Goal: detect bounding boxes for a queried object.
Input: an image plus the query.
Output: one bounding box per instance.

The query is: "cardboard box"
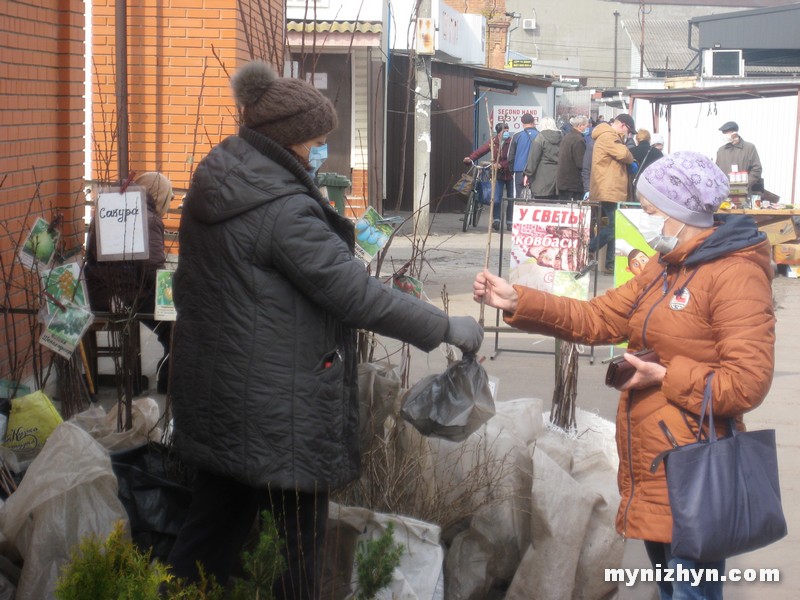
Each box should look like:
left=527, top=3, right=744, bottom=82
left=759, top=218, right=798, bottom=245
left=774, top=243, right=800, bottom=265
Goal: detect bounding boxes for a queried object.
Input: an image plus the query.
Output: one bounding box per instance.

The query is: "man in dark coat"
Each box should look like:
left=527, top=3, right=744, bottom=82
left=715, top=121, right=762, bottom=193
left=556, top=115, right=588, bottom=200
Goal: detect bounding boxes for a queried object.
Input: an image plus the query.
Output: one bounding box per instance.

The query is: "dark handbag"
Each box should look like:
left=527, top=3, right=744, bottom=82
left=604, top=348, right=659, bottom=388
left=651, top=374, right=787, bottom=562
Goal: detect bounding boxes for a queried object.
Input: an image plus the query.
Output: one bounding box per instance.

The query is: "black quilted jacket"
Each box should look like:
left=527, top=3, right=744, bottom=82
left=171, top=127, right=449, bottom=491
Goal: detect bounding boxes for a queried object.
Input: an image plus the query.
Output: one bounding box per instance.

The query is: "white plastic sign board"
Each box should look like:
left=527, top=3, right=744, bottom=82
left=95, top=187, right=149, bottom=261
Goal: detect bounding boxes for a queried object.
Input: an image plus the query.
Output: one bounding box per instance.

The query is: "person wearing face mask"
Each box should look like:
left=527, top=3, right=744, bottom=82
left=168, top=60, right=484, bottom=598
left=473, top=151, right=775, bottom=600
left=715, top=121, right=762, bottom=193
left=464, top=122, right=514, bottom=231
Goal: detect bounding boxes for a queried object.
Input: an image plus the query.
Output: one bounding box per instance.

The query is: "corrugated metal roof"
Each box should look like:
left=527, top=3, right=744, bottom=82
left=746, top=64, right=800, bottom=73
left=287, top=21, right=382, bottom=34
left=623, top=19, right=698, bottom=73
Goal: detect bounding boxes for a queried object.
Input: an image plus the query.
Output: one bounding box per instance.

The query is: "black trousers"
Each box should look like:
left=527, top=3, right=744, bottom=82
left=167, top=469, right=329, bottom=599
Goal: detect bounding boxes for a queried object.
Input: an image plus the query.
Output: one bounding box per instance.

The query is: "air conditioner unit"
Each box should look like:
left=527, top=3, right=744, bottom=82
left=702, top=49, right=744, bottom=77
left=522, top=18, right=537, bottom=31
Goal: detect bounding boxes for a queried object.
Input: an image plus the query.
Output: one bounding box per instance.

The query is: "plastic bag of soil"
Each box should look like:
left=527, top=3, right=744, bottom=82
left=400, top=354, right=495, bottom=442
left=110, top=443, right=195, bottom=563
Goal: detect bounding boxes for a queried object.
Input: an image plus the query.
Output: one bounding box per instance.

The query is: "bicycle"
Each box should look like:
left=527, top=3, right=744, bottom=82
left=462, top=161, right=492, bottom=232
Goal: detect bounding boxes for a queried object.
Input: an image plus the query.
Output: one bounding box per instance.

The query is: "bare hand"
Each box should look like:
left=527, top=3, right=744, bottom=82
left=618, top=353, right=667, bottom=391
left=473, top=269, right=518, bottom=314
left=463, top=157, right=472, bottom=164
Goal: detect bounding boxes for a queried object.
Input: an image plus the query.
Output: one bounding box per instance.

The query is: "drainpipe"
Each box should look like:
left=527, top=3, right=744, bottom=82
left=116, top=0, right=129, bottom=181
left=504, top=12, right=521, bottom=65
left=613, top=11, right=619, bottom=87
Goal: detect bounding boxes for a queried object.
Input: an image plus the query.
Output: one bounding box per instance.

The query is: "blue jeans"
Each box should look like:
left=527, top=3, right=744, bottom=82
left=644, top=541, right=725, bottom=600
left=493, top=178, right=514, bottom=223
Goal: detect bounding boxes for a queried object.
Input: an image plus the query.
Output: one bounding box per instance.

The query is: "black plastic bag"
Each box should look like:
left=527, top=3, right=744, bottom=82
left=110, top=443, right=195, bottom=562
left=400, top=354, right=495, bottom=442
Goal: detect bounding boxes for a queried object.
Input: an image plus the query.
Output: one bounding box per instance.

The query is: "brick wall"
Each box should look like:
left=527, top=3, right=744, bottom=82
left=347, top=169, right=369, bottom=218
left=1, top=1, right=86, bottom=383
left=91, top=0, right=285, bottom=227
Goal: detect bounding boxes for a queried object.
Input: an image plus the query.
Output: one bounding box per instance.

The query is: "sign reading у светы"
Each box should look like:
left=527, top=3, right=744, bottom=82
left=95, top=187, right=150, bottom=261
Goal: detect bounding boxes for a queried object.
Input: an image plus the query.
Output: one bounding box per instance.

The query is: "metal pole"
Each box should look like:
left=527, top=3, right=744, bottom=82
left=639, top=2, right=646, bottom=78
left=116, top=0, right=129, bottom=182
left=613, top=11, right=619, bottom=87
left=793, top=90, right=800, bottom=203
left=412, top=0, right=432, bottom=234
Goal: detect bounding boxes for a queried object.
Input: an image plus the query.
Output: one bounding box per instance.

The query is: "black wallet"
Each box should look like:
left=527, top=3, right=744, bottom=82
left=605, top=348, right=659, bottom=388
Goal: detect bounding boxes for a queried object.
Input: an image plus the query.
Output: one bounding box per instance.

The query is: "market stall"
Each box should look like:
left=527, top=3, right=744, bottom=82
left=720, top=208, right=800, bottom=267
left=629, top=84, right=800, bottom=205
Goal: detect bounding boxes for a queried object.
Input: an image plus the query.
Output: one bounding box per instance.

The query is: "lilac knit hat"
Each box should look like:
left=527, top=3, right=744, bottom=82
left=636, top=151, right=729, bottom=227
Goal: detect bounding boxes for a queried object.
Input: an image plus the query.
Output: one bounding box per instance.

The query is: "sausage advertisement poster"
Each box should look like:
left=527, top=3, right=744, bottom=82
left=508, top=202, right=592, bottom=299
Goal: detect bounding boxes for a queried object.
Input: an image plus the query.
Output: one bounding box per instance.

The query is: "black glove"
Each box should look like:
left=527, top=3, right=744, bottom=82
left=445, top=316, right=484, bottom=354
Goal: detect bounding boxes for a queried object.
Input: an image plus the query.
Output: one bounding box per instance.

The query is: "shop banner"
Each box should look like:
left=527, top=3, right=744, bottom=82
left=509, top=202, right=591, bottom=299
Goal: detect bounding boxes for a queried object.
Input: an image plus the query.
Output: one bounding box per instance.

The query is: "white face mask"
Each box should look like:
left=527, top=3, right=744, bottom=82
left=723, top=133, right=735, bottom=144
left=648, top=221, right=686, bottom=254
left=638, top=213, right=666, bottom=243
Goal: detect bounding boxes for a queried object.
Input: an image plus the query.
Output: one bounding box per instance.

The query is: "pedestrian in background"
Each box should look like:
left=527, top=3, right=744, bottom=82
left=581, top=124, right=594, bottom=199
left=465, top=122, right=514, bottom=231
left=588, top=114, right=636, bottom=273
left=85, top=171, right=174, bottom=393
left=168, top=60, right=484, bottom=598
left=716, top=121, right=763, bottom=193
left=524, top=117, right=562, bottom=200
left=474, top=151, right=775, bottom=600
left=507, top=113, right=539, bottom=197
left=556, top=115, right=588, bottom=200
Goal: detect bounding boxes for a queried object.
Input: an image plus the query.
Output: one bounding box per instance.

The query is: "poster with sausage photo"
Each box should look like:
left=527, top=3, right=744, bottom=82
left=508, top=202, right=592, bottom=299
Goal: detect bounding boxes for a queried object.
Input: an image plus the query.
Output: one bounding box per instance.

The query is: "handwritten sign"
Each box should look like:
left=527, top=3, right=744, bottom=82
left=95, top=187, right=149, bottom=261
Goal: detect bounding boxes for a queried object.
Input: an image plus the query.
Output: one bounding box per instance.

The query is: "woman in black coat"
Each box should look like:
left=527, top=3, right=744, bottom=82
left=167, top=60, right=483, bottom=598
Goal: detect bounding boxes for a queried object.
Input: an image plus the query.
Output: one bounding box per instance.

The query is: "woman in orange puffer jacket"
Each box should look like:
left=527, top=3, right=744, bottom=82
left=473, top=151, right=775, bottom=600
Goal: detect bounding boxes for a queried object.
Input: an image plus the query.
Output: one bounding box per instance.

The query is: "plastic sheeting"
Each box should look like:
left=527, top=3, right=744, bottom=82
left=506, top=410, right=623, bottom=600
left=0, top=422, right=128, bottom=600
left=325, top=503, right=444, bottom=600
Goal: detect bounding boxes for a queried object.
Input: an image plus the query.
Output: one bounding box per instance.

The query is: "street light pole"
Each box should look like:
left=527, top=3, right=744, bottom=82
left=613, top=11, right=619, bottom=87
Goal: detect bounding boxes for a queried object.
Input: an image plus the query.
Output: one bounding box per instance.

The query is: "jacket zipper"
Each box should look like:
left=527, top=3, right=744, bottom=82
left=623, top=266, right=674, bottom=538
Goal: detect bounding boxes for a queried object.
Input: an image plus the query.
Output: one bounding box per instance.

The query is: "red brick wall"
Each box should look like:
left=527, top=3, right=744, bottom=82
left=347, top=169, right=369, bottom=218
left=1, top=1, right=86, bottom=382
left=91, top=0, right=285, bottom=232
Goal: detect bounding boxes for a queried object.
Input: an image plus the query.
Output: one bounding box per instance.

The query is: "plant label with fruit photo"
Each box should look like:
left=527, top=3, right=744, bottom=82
left=39, top=302, right=95, bottom=359
left=154, top=269, right=176, bottom=321
left=354, top=207, right=394, bottom=265
left=19, top=217, right=60, bottom=270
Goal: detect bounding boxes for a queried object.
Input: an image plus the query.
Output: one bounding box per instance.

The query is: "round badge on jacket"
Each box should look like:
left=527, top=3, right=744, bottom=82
left=670, top=288, right=691, bottom=311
